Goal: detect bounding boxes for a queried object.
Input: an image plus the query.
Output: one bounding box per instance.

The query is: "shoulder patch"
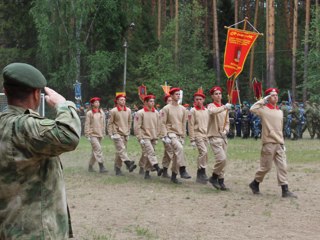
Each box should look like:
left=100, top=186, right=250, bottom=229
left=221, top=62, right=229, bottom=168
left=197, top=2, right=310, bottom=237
left=39, top=119, right=55, bottom=126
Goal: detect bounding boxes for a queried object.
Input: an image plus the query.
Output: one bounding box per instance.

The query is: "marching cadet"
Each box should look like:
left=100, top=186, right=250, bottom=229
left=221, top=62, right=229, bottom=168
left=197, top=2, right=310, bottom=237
left=188, top=91, right=209, bottom=184
left=207, top=86, right=232, bottom=190
left=0, top=63, right=81, bottom=238
left=160, top=87, right=191, bottom=184
left=85, top=97, right=107, bottom=173
left=249, top=88, right=297, bottom=198
left=160, top=94, right=174, bottom=178
left=107, top=94, right=137, bottom=176
left=134, top=94, right=163, bottom=179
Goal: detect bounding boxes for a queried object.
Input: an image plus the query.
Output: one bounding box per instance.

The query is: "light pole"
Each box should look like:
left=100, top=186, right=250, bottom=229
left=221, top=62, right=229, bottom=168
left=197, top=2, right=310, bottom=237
left=123, top=22, right=135, bottom=93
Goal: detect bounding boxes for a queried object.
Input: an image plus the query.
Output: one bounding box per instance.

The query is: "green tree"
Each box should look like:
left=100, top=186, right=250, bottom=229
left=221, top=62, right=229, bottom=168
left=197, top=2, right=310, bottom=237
left=138, top=0, right=215, bottom=104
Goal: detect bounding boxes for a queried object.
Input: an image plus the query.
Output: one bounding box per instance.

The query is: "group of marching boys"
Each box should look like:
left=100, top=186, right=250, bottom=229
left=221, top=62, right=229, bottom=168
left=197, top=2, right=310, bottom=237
left=84, top=86, right=297, bottom=198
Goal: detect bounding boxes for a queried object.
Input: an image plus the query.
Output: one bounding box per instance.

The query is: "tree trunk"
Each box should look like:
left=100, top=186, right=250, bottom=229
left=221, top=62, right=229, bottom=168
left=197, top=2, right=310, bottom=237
left=266, top=0, right=275, bottom=88
left=157, top=0, right=161, bottom=40
left=212, top=0, right=220, bottom=85
left=284, top=0, right=293, bottom=51
left=249, top=0, right=260, bottom=84
left=170, top=0, right=174, bottom=18
left=174, top=0, right=179, bottom=67
left=152, top=0, right=156, bottom=16
left=162, top=0, right=166, bottom=31
left=234, top=0, right=239, bottom=27
left=291, top=0, right=298, bottom=102
left=203, top=0, right=209, bottom=49
left=303, top=0, right=310, bottom=102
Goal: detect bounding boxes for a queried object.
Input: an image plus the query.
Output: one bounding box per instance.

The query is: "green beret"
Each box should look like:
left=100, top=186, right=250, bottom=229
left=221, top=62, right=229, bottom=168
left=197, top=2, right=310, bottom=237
left=2, top=63, right=47, bottom=89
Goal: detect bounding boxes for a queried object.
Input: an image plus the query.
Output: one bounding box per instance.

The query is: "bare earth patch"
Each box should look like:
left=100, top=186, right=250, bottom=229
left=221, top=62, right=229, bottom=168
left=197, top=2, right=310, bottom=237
left=62, top=138, right=320, bottom=240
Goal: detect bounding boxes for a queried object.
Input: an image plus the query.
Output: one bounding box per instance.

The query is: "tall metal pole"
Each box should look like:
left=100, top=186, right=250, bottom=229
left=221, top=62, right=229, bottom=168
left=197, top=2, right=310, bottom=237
left=123, top=40, right=128, bottom=93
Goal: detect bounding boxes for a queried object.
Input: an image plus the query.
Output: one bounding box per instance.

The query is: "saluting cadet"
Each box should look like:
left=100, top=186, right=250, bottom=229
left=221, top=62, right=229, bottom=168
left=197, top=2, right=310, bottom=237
left=107, top=94, right=136, bottom=176
left=160, top=87, right=191, bottom=184
left=207, top=86, right=232, bottom=190
left=188, top=91, right=209, bottom=184
left=134, top=94, right=163, bottom=179
left=249, top=88, right=297, bottom=198
left=0, top=63, right=81, bottom=239
left=160, top=94, right=174, bottom=178
left=85, top=97, right=107, bottom=173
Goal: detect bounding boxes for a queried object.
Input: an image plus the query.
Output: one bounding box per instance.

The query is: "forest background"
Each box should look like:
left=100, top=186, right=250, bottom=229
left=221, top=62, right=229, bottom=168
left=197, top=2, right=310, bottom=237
left=0, top=0, right=319, bottom=108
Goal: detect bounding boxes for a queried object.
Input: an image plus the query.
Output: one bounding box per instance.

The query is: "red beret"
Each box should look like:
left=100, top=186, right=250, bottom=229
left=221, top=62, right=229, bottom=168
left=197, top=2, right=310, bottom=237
left=264, top=88, right=279, bottom=95
left=194, top=93, right=206, bottom=99
left=164, top=94, right=171, bottom=103
left=90, top=97, right=101, bottom=104
left=115, top=94, right=126, bottom=101
left=144, top=94, right=155, bottom=102
left=209, top=86, right=222, bottom=95
left=169, top=87, right=181, bottom=95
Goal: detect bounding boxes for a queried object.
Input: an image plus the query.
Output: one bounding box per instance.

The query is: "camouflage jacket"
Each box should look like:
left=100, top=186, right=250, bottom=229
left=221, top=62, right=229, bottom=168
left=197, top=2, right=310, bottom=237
left=0, top=101, right=81, bottom=239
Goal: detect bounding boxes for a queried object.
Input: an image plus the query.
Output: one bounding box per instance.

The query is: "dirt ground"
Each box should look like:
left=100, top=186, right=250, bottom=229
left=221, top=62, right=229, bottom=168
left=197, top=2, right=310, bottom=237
left=61, top=138, right=320, bottom=240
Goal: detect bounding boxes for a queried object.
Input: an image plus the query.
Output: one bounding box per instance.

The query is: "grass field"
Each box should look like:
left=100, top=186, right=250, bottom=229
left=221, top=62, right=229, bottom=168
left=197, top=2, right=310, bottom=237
left=61, top=136, right=320, bottom=240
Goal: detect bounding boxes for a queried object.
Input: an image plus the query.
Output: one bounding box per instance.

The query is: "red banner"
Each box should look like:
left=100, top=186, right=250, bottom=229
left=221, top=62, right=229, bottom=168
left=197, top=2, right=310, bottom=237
left=231, top=90, right=239, bottom=105
left=138, top=85, right=147, bottom=102
left=223, top=28, right=259, bottom=79
left=253, top=81, right=262, bottom=99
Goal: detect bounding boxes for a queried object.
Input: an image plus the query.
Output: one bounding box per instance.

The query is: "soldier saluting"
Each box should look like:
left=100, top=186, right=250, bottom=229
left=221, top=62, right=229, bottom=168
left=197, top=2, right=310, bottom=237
left=249, top=88, right=297, bottom=198
left=0, top=63, right=81, bottom=238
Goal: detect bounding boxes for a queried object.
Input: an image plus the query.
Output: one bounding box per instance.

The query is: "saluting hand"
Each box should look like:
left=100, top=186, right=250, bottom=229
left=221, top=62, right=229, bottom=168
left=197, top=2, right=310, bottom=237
left=44, top=87, right=66, bottom=108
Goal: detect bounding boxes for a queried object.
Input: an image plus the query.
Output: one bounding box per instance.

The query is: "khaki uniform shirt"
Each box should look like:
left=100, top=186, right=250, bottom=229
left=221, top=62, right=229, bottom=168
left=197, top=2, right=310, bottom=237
left=0, top=101, right=81, bottom=239
left=107, top=106, right=132, bottom=136
left=134, top=107, right=160, bottom=140
left=250, top=99, right=284, bottom=144
left=160, top=104, right=187, bottom=138
left=207, top=102, right=230, bottom=138
left=188, top=106, right=209, bottom=141
left=84, top=109, right=106, bottom=138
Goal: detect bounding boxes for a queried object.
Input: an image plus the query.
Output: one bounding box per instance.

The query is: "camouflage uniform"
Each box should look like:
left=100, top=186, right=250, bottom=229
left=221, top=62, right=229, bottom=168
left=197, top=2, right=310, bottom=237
left=0, top=102, right=81, bottom=239
left=280, top=102, right=289, bottom=138
left=241, top=104, right=250, bottom=138
left=227, top=108, right=236, bottom=139
left=304, top=102, right=315, bottom=138
left=289, top=104, right=300, bottom=140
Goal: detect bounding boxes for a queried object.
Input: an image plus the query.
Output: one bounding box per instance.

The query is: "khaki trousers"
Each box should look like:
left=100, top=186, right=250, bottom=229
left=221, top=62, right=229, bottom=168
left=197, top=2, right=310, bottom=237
left=255, top=143, right=288, bottom=185
left=169, top=135, right=186, bottom=174
left=141, top=139, right=158, bottom=171
left=195, top=137, right=208, bottom=169
left=138, top=144, right=147, bottom=168
left=89, top=137, right=103, bottom=166
left=208, top=137, right=227, bottom=178
left=113, top=135, right=130, bottom=168
left=162, top=142, right=174, bottom=169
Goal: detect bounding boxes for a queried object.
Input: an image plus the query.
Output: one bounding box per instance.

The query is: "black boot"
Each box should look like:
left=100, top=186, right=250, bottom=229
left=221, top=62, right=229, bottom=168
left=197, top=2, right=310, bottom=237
left=179, top=166, right=191, bottom=179
left=153, top=164, right=163, bottom=176
left=162, top=167, right=170, bottom=178
left=209, top=173, right=220, bottom=190
left=218, top=178, right=229, bottom=191
left=196, top=168, right=208, bottom=184
left=281, top=184, right=297, bottom=198
left=139, top=167, right=145, bottom=175
left=144, top=171, right=151, bottom=179
left=98, top=163, right=108, bottom=173
left=249, top=180, right=260, bottom=194
left=124, top=160, right=137, bottom=172
left=171, top=172, right=182, bottom=184
left=88, top=165, right=96, bottom=172
left=115, top=167, right=124, bottom=176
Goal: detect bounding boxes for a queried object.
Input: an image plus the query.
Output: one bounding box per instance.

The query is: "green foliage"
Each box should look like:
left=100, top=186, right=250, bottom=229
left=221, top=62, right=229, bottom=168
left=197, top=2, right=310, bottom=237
left=303, top=7, right=320, bottom=103
left=87, top=51, right=120, bottom=87
left=138, top=1, right=215, bottom=104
